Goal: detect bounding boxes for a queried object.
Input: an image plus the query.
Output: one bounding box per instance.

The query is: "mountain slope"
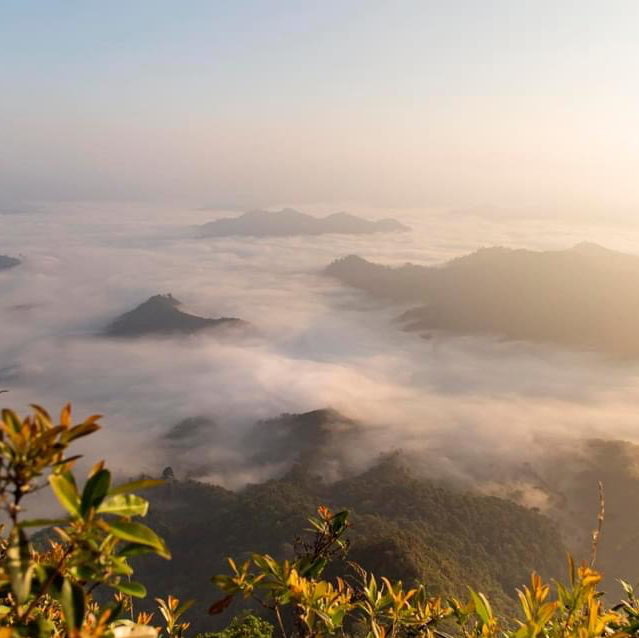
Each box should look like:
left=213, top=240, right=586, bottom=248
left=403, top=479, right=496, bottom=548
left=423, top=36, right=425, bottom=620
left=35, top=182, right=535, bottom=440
left=0, top=255, right=20, bottom=271
left=200, top=208, right=409, bottom=237
left=134, top=458, right=565, bottom=632
left=326, top=244, right=639, bottom=356
left=104, top=294, right=246, bottom=337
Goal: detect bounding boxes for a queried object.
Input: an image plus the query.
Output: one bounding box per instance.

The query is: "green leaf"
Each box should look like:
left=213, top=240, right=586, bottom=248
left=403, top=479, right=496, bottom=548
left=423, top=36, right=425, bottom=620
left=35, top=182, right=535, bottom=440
left=75, top=565, right=96, bottom=582
left=35, top=615, right=56, bottom=638
left=80, top=468, right=111, bottom=516
left=106, top=520, right=171, bottom=559
left=7, top=528, right=33, bottom=604
left=19, top=517, right=68, bottom=528
left=117, top=542, right=157, bottom=558
left=308, top=557, right=328, bottom=578
left=469, top=589, right=492, bottom=626
left=61, top=578, right=86, bottom=631
left=98, top=494, right=148, bottom=517
left=298, top=556, right=327, bottom=578
left=49, top=473, right=81, bottom=517
left=36, top=564, right=64, bottom=593
left=331, top=510, right=349, bottom=534
left=115, top=580, right=147, bottom=598
left=109, top=479, right=164, bottom=496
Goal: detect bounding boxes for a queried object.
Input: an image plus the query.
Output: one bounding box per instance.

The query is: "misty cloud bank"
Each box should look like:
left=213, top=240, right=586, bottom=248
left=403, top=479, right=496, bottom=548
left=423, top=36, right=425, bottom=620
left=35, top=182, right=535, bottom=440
left=3, top=202, right=639, bottom=512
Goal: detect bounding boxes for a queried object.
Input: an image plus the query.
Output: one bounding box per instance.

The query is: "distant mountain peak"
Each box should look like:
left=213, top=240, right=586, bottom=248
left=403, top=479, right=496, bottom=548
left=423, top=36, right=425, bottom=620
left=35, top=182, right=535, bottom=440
left=104, top=294, right=246, bottom=337
left=329, top=254, right=371, bottom=267
left=0, top=255, right=21, bottom=271
left=145, top=293, right=181, bottom=307
left=570, top=241, right=619, bottom=256
left=246, top=407, right=361, bottom=470
left=200, top=208, right=409, bottom=237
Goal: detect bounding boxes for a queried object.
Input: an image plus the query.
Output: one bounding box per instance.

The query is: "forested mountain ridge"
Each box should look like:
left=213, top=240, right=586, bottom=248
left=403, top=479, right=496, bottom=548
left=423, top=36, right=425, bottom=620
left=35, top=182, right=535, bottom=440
left=156, top=408, right=639, bottom=613
left=104, top=294, right=247, bottom=337
left=200, top=208, right=409, bottom=237
left=326, top=244, right=639, bottom=356
left=135, top=457, right=565, bottom=633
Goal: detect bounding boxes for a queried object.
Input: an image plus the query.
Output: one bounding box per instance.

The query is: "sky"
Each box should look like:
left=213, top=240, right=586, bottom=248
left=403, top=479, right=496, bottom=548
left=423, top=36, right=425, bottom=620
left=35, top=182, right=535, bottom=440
left=2, top=1, right=639, bottom=213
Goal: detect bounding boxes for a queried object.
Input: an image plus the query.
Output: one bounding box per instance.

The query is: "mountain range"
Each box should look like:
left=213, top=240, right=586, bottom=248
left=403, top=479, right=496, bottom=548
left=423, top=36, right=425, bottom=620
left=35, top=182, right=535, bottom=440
left=326, top=242, right=639, bottom=356
left=150, top=406, right=639, bottom=631
left=104, top=294, right=246, bottom=337
left=199, top=208, right=409, bottom=237
left=132, top=457, right=565, bottom=633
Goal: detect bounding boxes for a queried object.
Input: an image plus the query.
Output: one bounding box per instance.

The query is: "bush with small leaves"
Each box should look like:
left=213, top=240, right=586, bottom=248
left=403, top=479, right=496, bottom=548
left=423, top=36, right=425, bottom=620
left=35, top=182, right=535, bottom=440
left=210, top=508, right=639, bottom=638
left=0, top=404, right=172, bottom=638
left=194, top=614, right=274, bottom=638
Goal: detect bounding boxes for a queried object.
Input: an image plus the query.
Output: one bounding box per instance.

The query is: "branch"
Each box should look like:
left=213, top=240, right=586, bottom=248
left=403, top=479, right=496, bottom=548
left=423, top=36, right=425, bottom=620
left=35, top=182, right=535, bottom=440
left=590, top=481, right=605, bottom=568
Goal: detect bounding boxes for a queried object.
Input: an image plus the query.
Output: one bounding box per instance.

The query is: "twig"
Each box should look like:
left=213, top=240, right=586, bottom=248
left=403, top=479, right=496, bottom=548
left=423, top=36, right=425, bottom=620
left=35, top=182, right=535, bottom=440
left=590, top=481, right=605, bottom=568
left=274, top=604, right=287, bottom=638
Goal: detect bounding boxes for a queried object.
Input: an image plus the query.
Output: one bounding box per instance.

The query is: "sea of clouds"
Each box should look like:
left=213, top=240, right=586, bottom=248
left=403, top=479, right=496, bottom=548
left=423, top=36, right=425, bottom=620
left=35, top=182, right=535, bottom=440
left=3, top=202, right=639, bottom=509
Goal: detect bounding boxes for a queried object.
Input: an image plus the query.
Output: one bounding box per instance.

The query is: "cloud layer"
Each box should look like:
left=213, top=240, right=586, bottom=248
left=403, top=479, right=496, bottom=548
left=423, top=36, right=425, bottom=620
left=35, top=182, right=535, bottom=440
left=3, top=203, right=639, bottom=500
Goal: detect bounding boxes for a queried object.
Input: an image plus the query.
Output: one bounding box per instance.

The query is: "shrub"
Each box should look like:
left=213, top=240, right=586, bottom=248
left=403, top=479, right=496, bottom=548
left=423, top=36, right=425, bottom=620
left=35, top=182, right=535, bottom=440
left=0, top=404, right=173, bottom=638
left=210, top=508, right=639, bottom=638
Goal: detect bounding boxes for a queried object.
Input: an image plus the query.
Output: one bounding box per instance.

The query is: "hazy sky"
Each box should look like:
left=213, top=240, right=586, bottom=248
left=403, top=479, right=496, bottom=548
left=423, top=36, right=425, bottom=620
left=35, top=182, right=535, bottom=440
left=2, top=1, right=639, bottom=212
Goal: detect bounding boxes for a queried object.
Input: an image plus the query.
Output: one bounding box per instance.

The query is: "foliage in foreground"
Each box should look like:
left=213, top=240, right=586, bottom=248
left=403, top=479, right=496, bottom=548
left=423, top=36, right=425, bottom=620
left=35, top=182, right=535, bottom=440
left=210, top=506, right=639, bottom=638
left=0, top=404, right=181, bottom=638
left=3, top=403, right=639, bottom=638
left=136, top=458, right=565, bottom=628
left=194, top=614, right=273, bottom=638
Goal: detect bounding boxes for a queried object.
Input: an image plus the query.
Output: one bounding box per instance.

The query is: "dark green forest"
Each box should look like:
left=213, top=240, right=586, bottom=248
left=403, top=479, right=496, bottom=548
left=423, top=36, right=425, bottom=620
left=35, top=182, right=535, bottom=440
left=2, top=405, right=637, bottom=638
left=136, top=457, right=565, bottom=633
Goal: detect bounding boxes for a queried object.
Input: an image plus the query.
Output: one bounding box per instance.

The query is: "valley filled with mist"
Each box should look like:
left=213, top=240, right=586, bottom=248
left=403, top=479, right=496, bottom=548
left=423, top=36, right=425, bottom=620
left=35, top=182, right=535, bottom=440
left=4, top=203, right=639, bottom=624
left=6, top=4, right=639, bottom=636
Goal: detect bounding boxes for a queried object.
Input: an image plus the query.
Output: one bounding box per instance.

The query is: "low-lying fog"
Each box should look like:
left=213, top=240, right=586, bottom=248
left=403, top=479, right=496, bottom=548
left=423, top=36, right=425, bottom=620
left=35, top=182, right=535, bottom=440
left=3, top=202, right=639, bottom=500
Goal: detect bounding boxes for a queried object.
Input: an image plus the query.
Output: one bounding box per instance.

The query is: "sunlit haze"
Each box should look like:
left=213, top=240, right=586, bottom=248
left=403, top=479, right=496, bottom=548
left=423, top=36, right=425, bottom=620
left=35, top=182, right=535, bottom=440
left=5, top=3, right=639, bottom=629
left=3, top=1, right=639, bottom=214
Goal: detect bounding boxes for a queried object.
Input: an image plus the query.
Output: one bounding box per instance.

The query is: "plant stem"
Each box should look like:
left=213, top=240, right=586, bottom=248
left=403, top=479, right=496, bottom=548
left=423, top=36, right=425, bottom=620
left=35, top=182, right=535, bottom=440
left=275, top=604, right=287, bottom=638
left=19, top=544, right=73, bottom=623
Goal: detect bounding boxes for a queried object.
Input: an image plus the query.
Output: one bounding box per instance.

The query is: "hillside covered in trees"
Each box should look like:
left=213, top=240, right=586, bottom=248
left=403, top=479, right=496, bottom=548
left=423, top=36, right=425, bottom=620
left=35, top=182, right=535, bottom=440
left=2, top=403, right=638, bottom=638
left=135, top=457, right=565, bottom=633
left=326, top=243, right=639, bottom=356
left=104, top=294, right=247, bottom=337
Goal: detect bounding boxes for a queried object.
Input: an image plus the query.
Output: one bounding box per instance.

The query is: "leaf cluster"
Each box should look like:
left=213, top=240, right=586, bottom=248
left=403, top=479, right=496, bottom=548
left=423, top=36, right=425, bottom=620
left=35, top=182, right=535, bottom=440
left=0, top=405, right=172, bottom=638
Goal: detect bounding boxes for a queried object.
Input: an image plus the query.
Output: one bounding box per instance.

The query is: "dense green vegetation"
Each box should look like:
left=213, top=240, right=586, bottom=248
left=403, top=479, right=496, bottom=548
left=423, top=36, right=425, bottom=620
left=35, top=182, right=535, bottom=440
left=135, top=457, right=564, bottom=632
left=1, top=403, right=637, bottom=638
left=194, top=614, right=274, bottom=638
